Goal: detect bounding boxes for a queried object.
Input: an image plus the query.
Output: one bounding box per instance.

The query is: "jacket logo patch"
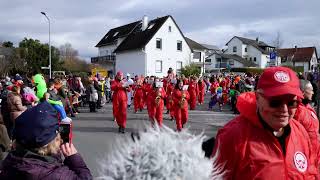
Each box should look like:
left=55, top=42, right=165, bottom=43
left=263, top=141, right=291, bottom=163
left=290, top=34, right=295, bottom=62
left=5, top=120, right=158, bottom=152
left=274, top=71, right=290, bottom=83
left=294, top=152, right=307, bottom=172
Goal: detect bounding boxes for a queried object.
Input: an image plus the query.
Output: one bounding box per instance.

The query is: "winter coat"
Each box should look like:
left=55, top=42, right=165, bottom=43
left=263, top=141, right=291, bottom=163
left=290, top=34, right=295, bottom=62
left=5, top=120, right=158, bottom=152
left=0, top=148, right=92, bottom=180
left=7, top=92, right=27, bottom=122
left=0, top=114, right=10, bottom=160
left=212, top=92, right=318, bottom=179
left=294, top=103, right=320, bottom=154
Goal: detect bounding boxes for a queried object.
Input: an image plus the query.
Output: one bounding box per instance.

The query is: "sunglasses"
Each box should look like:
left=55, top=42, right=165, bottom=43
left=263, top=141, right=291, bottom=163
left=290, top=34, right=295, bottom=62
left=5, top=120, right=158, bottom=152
left=258, top=93, right=299, bottom=108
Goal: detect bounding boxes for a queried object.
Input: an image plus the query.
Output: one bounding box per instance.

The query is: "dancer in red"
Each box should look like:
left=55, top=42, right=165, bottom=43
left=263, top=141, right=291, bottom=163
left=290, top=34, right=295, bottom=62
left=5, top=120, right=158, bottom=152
left=111, top=71, right=130, bottom=133
left=166, top=79, right=175, bottom=120
left=149, top=80, right=166, bottom=126
left=188, top=76, right=198, bottom=110
left=133, top=79, right=144, bottom=113
left=172, top=80, right=190, bottom=131
left=198, top=78, right=206, bottom=105
left=145, top=76, right=155, bottom=120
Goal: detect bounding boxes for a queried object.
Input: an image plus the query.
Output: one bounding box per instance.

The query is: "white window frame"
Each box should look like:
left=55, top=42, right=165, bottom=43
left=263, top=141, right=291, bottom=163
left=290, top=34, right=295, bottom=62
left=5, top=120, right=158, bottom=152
left=176, top=61, right=183, bottom=74
left=177, top=40, right=182, bottom=51
left=156, top=38, right=162, bottom=49
left=155, top=60, right=163, bottom=73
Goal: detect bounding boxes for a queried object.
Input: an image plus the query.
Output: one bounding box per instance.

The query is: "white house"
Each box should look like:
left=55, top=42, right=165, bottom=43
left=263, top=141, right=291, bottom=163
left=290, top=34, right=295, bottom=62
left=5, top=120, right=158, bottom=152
left=277, top=46, right=319, bottom=72
left=205, top=52, right=257, bottom=71
left=184, top=37, right=208, bottom=75
left=224, top=36, right=275, bottom=68
left=92, top=15, right=192, bottom=77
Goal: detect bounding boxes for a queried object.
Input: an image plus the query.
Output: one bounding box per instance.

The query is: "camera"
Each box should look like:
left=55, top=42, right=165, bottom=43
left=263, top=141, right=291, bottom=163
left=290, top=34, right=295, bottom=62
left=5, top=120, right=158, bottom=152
left=59, top=123, right=72, bottom=143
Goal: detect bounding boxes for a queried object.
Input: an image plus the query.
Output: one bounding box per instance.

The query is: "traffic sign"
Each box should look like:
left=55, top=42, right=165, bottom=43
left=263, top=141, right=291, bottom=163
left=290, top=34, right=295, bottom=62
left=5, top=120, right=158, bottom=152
left=270, top=52, right=276, bottom=60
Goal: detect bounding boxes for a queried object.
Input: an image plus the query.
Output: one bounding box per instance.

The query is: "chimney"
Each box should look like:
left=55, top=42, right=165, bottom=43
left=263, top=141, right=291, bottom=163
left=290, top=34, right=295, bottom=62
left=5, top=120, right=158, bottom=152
left=142, top=15, right=148, bottom=31
left=295, top=45, right=297, bottom=52
left=256, top=37, right=259, bottom=42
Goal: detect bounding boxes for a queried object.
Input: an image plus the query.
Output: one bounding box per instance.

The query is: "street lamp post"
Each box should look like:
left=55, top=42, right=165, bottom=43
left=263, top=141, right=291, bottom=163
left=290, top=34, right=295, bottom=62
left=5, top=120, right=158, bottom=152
left=41, top=11, right=51, bottom=79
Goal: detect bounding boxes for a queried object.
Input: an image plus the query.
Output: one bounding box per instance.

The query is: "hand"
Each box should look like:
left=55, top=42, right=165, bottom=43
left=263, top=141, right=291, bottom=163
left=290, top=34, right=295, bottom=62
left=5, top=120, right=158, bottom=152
left=60, top=143, right=78, bottom=157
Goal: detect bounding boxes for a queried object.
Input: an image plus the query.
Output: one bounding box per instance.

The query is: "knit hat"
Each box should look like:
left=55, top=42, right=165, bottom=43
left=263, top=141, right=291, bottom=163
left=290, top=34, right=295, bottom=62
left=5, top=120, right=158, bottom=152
left=14, top=101, right=59, bottom=148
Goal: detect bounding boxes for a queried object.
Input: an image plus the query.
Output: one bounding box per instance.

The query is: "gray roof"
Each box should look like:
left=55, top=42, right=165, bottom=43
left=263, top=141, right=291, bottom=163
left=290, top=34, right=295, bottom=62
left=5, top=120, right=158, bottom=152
left=185, top=37, right=207, bottom=51
left=200, top=43, right=220, bottom=51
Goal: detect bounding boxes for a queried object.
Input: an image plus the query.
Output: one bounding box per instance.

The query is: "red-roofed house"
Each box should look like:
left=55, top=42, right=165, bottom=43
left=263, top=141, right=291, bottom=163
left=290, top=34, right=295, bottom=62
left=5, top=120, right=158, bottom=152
left=277, top=46, right=318, bottom=72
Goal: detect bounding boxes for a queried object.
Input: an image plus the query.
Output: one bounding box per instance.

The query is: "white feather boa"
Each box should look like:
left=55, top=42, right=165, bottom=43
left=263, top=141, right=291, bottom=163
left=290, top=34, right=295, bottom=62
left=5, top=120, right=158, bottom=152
left=97, top=125, right=225, bottom=180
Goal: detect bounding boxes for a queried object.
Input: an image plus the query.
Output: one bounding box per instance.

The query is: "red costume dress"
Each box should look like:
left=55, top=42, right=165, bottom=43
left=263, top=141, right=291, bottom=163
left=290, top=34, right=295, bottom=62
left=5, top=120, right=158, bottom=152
left=172, top=89, right=190, bottom=131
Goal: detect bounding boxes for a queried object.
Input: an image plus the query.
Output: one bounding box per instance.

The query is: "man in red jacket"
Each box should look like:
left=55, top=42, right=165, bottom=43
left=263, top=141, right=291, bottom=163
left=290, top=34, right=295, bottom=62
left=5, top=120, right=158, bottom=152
left=212, top=67, right=319, bottom=179
left=111, top=71, right=129, bottom=133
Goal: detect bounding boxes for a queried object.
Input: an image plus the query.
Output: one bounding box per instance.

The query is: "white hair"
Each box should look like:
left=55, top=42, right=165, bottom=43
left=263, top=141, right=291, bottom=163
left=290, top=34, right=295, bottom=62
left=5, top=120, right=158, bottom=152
left=97, top=125, right=225, bottom=180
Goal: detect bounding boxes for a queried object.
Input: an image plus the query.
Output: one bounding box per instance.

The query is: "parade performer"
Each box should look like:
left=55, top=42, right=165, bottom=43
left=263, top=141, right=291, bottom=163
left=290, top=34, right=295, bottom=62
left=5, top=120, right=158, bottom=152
left=198, top=78, right=206, bottom=105
left=149, top=80, right=166, bottom=126
left=145, top=76, right=155, bottom=120
left=32, top=74, right=71, bottom=123
left=111, top=71, right=130, bottom=133
left=172, top=80, right=190, bottom=131
left=133, top=79, right=144, bottom=113
left=166, top=79, right=176, bottom=120
left=188, top=76, right=198, bottom=110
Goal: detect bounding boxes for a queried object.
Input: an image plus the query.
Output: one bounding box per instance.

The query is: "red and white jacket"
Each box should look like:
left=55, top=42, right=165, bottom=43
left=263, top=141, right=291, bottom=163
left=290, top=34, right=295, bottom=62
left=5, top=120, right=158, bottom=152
left=212, top=92, right=318, bottom=179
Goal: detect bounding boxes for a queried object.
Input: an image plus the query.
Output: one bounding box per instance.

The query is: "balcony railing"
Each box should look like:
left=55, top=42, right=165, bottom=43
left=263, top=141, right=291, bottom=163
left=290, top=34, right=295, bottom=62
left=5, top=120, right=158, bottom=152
left=91, top=55, right=116, bottom=63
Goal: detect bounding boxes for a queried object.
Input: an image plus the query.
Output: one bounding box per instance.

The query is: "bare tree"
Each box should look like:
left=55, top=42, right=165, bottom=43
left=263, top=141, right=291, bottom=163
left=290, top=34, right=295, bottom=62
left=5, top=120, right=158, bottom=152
left=272, top=31, right=284, bottom=50
left=0, top=56, right=9, bottom=76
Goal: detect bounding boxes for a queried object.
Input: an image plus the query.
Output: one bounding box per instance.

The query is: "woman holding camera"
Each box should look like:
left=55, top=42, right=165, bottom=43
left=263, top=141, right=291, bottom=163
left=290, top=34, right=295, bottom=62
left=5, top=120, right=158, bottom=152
left=0, top=102, right=92, bottom=180
left=172, top=80, right=190, bottom=131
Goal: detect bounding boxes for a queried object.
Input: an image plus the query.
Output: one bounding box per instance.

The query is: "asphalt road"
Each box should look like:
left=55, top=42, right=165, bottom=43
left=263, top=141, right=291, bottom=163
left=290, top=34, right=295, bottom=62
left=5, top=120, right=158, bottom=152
left=72, top=94, right=236, bottom=177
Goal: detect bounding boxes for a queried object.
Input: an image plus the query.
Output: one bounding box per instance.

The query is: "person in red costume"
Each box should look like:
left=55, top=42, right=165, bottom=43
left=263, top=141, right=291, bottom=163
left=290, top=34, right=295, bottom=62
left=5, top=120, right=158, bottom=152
left=212, top=67, right=319, bottom=179
left=145, top=76, right=155, bottom=120
left=172, top=80, right=190, bottom=131
left=188, top=76, right=199, bottom=110
left=294, top=80, right=319, bottom=153
left=197, top=78, right=206, bottom=105
left=133, top=79, right=144, bottom=113
left=166, top=79, right=176, bottom=120
left=111, top=71, right=130, bottom=133
left=149, top=79, right=166, bottom=126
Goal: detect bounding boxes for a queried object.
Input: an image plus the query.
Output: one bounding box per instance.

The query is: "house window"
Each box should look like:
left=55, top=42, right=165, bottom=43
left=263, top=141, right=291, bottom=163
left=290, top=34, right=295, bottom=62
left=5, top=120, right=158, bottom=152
left=233, top=46, right=237, bottom=52
left=176, top=61, right=182, bottom=74
left=245, top=47, right=247, bottom=52
left=229, top=60, right=234, bottom=65
left=156, top=38, right=162, bottom=49
left=205, top=59, right=211, bottom=63
left=250, top=57, right=252, bottom=61
left=254, top=57, right=257, bottom=62
left=155, top=60, right=162, bottom=73
left=177, top=40, right=182, bottom=51
left=169, top=26, right=172, bottom=32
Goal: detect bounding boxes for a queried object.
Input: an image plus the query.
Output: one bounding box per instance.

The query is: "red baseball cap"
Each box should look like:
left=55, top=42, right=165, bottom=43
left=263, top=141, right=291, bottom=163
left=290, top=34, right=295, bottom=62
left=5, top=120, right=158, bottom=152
left=257, top=66, right=303, bottom=98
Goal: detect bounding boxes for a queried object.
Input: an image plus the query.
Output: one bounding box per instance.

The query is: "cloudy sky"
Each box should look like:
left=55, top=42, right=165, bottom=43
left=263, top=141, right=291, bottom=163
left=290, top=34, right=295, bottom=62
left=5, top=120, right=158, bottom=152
left=1, top=0, right=319, bottom=61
